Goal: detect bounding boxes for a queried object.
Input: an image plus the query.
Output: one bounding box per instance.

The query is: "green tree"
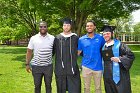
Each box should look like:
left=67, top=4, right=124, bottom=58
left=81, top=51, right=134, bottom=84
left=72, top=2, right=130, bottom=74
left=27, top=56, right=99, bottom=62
left=133, top=22, right=140, bottom=32
left=109, top=16, right=133, bottom=33
left=51, top=0, right=140, bottom=35
left=11, top=25, right=30, bottom=45
left=0, top=0, right=56, bottom=37
left=133, top=23, right=140, bottom=42
left=0, top=27, right=13, bottom=45
left=1, top=0, right=140, bottom=37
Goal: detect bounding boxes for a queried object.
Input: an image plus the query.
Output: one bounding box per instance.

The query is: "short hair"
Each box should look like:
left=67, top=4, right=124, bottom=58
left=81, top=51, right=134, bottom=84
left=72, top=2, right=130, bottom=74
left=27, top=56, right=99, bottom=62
left=86, top=20, right=96, bottom=26
left=39, top=21, right=47, bottom=25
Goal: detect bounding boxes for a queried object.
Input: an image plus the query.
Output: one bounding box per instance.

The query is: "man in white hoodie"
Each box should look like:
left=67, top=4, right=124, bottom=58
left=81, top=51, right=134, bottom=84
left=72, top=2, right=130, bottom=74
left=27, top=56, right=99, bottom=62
left=53, top=18, right=81, bottom=93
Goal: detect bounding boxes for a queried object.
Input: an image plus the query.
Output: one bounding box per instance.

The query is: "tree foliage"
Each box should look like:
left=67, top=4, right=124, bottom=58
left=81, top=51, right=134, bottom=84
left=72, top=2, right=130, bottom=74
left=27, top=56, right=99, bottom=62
left=0, top=27, right=13, bottom=44
left=51, top=0, right=140, bottom=35
left=133, top=22, right=140, bottom=33
left=109, top=15, right=133, bottom=33
left=0, top=0, right=140, bottom=40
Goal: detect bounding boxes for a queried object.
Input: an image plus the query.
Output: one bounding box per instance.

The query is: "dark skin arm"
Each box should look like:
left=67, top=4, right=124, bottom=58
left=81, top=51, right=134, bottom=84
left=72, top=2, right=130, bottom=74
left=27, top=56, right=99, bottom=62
left=26, top=48, right=32, bottom=73
left=77, top=50, right=82, bottom=56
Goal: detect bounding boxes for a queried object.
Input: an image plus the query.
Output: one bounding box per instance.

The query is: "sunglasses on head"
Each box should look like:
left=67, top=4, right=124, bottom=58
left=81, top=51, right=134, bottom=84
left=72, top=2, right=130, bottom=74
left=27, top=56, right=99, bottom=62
left=39, top=26, right=46, bottom=28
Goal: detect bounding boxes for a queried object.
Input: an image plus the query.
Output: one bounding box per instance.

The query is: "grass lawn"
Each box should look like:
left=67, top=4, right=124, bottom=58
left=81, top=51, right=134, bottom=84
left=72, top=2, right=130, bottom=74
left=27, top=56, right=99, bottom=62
left=128, top=45, right=140, bottom=51
left=0, top=46, right=140, bottom=93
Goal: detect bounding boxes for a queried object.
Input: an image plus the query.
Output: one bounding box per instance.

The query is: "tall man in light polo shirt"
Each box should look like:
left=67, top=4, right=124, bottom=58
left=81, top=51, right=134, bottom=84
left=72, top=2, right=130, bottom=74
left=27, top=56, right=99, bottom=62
left=26, top=21, right=55, bottom=93
left=78, top=20, right=105, bottom=93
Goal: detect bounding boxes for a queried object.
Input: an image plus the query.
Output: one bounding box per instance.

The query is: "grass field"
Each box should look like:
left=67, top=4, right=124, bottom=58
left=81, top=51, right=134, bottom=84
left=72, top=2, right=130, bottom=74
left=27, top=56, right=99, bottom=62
left=0, top=46, right=140, bottom=93
left=128, top=45, right=140, bottom=51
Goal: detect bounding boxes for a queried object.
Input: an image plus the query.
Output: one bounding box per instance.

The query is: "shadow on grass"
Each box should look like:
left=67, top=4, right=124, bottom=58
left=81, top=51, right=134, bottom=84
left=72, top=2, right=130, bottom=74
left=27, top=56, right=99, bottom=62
left=11, top=55, right=26, bottom=69
left=0, top=74, right=3, bottom=76
left=11, top=55, right=27, bottom=69
left=0, top=47, right=26, bottom=54
left=128, top=45, right=140, bottom=51
left=20, top=63, right=26, bottom=69
left=12, top=55, right=26, bottom=62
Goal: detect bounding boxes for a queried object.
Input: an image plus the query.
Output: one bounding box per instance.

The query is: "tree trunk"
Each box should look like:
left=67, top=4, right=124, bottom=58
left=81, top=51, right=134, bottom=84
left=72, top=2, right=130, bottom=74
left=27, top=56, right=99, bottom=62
left=16, top=40, right=19, bottom=45
left=75, top=12, right=88, bottom=36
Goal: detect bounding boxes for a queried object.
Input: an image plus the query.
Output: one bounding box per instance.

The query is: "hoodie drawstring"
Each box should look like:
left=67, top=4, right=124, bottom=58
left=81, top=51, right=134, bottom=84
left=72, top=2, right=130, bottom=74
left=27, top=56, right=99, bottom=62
left=70, top=36, right=74, bottom=74
left=60, top=36, right=74, bottom=74
left=61, top=38, right=64, bottom=68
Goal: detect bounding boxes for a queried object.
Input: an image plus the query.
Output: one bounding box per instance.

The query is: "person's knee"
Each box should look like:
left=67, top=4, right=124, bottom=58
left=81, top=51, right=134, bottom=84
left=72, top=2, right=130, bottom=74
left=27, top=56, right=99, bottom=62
left=84, top=88, right=90, bottom=93
left=45, top=81, right=52, bottom=88
left=84, top=79, right=91, bottom=88
left=35, top=82, right=41, bottom=88
left=94, top=85, right=101, bottom=93
left=95, top=89, right=102, bottom=93
left=84, top=83, right=90, bottom=91
left=45, top=84, right=51, bottom=89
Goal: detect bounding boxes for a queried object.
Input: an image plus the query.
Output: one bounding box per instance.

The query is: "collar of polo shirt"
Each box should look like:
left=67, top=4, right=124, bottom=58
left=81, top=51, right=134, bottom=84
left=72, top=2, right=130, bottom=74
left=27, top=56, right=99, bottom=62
left=38, top=32, right=49, bottom=37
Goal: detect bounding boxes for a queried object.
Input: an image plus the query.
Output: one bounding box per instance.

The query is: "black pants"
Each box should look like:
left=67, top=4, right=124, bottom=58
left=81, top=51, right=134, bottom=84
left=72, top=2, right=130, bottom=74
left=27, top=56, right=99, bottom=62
left=32, top=64, right=53, bottom=93
left=55, top=74, right=81, bottom=93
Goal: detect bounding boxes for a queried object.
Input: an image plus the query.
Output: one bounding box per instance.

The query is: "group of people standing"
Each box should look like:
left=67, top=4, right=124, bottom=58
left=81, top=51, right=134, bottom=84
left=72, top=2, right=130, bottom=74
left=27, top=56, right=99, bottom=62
left=25, top=18, right=135, bottom=93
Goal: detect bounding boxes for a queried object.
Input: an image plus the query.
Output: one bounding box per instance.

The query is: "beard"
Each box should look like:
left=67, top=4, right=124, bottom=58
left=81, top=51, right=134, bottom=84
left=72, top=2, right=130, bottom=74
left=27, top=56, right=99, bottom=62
left=87, top=31, right=93, bottom=34
left=40, top=30, right=47, bottom=35
left=105, top=36, right=113, bottom=42
left=63, top=29, right=71, bottom=33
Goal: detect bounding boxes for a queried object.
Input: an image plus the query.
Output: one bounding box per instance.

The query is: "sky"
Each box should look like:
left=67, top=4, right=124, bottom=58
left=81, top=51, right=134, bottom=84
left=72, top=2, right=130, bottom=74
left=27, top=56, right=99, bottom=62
left=132, top=9, right=140, bottom=24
